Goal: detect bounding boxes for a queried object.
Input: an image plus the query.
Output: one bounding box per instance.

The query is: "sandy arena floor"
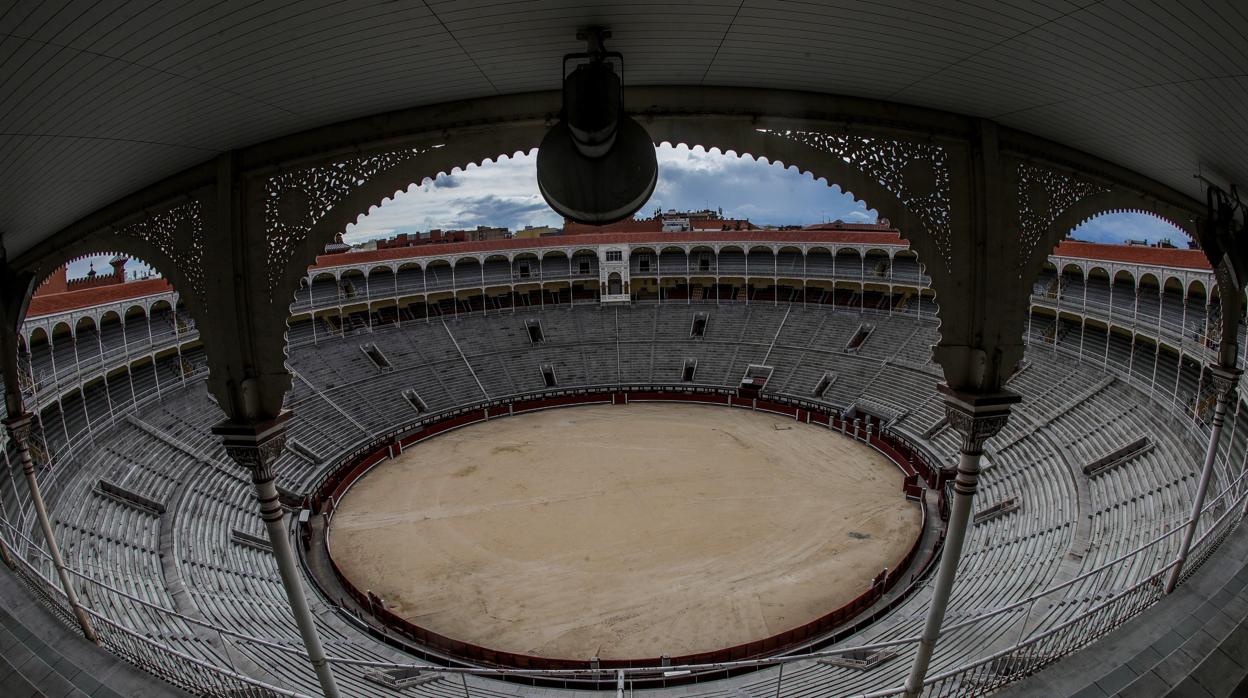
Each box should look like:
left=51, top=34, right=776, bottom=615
left=330, top=403, right=922, bottom=660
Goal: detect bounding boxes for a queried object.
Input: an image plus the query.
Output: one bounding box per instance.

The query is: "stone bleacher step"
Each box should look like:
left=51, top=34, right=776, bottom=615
left=923, top=415, right=949, bottom=439
left=95, top=479, right=166, bottom=516
left=973, top=497, right=1020, bottom=525
left=1083, top=436, right=1154, bottom=477
left=231, top=528, right=273, bottom=553
left=285, top=437, right=323, bottom=465
left=996, top=375, right=1116, bottom=450
left=363, top=666, right=442, bottom=689
left=851, top=399, right=902, bottom=425
left=1006, top=359, right=1032, bottom=385
left=123, top=414, right=246, bottom=484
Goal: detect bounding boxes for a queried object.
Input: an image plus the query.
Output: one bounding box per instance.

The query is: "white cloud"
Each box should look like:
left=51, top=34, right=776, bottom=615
left=345, top=145, right=873, bottom=243
left=344, top=153, right=1193, bottom=250
left=1071, top=212, right=1190, bottom=246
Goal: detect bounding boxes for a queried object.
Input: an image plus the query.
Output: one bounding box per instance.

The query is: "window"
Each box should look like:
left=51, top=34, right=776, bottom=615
left=699, top=256, right=710, bottom=272
left=403, top=389, right=428, bottom=413
left=517, top=262, right=531, bottom=278
left=578, top=260, right=591, bottom=274
left=606, top=250, right=622, bottom=262
left=525, top=319, right=544, bottom=343
left=813, top=372, right=835, bottom=398
left=690, top=313, right=708, bottom=338
left=639, top=258, right=651, bottom=272
left=360, top=343, right=391, bottom=370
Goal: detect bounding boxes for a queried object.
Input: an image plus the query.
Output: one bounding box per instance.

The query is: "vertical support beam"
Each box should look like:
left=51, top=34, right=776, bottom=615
left=4, top=412, right=98, bottom=643
left=903, top=387, right=1016, bottom=697
left=0, top=441, right=16, bottom=569
left=1166, top=364, right=1239, bottom=593
left=0, top=255, right=95, bottom=638
left=214, top=414, right=340, bottom=698
left=4, top=414, right=97, bottom=644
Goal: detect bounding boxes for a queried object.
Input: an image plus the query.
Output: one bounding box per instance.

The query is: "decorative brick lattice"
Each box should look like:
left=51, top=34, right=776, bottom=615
left=1017, top=163, right=1108, bottom=269
left=115, top=201, right=206, bottom=312
left=264, top=147, right=434, bottom=297
left=765, top=130, right=954, bottom=271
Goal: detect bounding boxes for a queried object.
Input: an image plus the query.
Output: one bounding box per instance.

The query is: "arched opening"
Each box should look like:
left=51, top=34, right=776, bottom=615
left=367, top=265, right=396, bottom=300
left=540, top=251, right=570, bottom=284
left=512, top=254, right=539, bottom=282
left=1084, top=266, right=1109, bottom=309
left=339, top=269, right=366, bottom=303
left=864, top=248, right=891, bottom=279
left=455, top=257, right=484, bottom=286
left=425, top=259, right=453, bottom=292
left=483, top=254, right=512, bottom=286
left=835, top=248, right=865, bottom=278
left=396, top=262, right=424, bottom=298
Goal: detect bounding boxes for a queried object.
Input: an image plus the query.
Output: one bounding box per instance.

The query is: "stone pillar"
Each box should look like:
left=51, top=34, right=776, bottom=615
left=903, top=387, right=1017, bottom=697
left=214, top=414, right=340, bottom=698
left=1166, top=364, right=1240, bottom=593
left=3, top=413, right=98, bottom=643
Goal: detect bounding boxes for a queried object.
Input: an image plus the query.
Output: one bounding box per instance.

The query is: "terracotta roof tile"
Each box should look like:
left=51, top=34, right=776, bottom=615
left=22, top=235, right=1211, bottom=319
left=26, top=278, right=172, bottom=318
left=1052, top=240, right=1209, bottom=270
left=312, top=229, right=907, bottom=268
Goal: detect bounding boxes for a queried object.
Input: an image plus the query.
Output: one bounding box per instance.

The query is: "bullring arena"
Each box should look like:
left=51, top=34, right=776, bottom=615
left=5, top=5, right=1248, bottom=697
left=7, top=232, right=1244, bottom=696
left=330, top=403, right=922, bottom=660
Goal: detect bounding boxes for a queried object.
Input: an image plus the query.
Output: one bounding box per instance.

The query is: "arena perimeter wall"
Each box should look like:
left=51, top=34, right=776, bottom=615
left=306, top=387, right=945, bottom=672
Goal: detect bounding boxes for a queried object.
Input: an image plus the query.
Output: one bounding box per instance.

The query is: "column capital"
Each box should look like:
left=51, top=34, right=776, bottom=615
left=1208, top=364, right=1242, bottom=400
left=212, top=411, right=291, bottom=480
left=2, top=412, right=33, bottom=442
left=939, top=385, right=1020, bottom=455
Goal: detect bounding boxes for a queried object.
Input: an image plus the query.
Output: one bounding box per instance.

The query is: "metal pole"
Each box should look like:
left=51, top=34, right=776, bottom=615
left=903, top=389, right=1015, bottom=698
left=903, top=448, right=980, bottom=696
left=215, top=415, right=340, bottom=698
left=4, top=413, right=98, bottom=643
left=1166, top=365, right=1239, bottom=593
left=0, top=437, right=17, bottom=568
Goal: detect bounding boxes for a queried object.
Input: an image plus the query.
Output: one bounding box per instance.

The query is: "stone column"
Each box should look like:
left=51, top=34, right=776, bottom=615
left=214, top=413, right=340, bottom=698
left=1166, top=364, right=1240, bottom=593
left=0, top=435, right=16, bottom=569
left=3, top=413, right=98, bottom=643
left=903, top=387, right=1017, bottom=697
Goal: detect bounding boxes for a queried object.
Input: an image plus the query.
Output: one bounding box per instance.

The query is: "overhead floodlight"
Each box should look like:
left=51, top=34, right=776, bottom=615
left=537, top=29, right=658, bottom=225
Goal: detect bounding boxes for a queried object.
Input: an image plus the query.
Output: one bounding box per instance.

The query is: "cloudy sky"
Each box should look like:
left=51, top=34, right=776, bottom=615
left=65, top=146, right=1185, bottom=280
left=343, top=144, right=1187, bottom=247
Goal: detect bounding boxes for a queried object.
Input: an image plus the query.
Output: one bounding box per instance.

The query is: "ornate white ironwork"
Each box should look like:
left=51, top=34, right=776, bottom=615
left=1016, top=163, right=1108, bottom=270
left=264, top=147, right=436, bottom=297
left=765, top=130, right=954, bottom=271
left=114, top=201, right=206, bottom=311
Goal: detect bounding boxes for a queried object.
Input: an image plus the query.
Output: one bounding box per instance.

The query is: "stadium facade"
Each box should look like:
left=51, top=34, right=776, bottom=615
left=3, top=225, right=1246, bottom=696
left=1, top=3, right=1246, bottom=697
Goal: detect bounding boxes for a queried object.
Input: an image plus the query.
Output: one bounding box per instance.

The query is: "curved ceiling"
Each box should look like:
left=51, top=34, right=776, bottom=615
left=1, top=0, right=1245, bottom=257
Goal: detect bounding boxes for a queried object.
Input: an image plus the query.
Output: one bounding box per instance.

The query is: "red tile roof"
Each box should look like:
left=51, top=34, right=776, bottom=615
left=562, top=219, right=754, bottom=235
left=1052, top=240, right=1209, bottom=270
left=21, top=235, right=1210, bottom=319
left=311, top=229, right=907, bottom=268
left=26, top=278, right=172, bottom=319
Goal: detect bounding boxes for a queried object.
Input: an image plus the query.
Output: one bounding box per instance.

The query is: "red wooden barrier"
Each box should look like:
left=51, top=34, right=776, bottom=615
left=312, top=387, right=941, bottom=670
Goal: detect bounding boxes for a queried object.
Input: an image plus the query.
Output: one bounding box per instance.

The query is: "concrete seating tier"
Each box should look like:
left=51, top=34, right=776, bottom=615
left=9, top=300, right=1214, bottom=698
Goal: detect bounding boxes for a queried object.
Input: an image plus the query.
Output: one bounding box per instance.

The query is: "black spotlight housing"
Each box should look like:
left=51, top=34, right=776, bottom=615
left=537, top=30, right=658, bottom=225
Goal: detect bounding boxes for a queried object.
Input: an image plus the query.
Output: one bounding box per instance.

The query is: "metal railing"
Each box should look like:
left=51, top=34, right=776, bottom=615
left=1, top=302, right=1244, bottom=696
